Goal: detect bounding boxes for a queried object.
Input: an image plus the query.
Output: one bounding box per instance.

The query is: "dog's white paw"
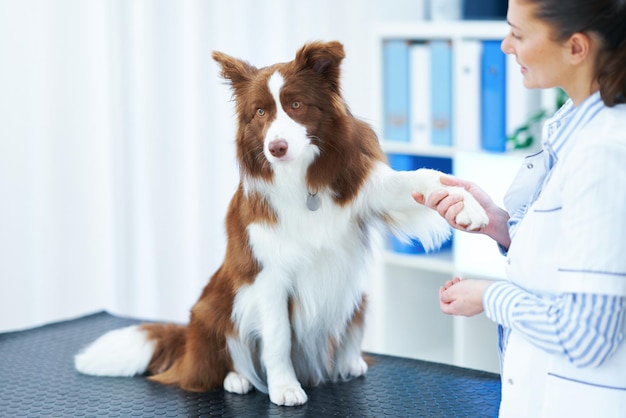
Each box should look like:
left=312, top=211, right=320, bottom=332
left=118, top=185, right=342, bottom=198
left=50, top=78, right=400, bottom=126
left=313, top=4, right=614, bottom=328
left=269, top=383, right=308, bottom=406
left=351, top=357, right=368, bottom=377
left=339, top=356, right=368, bottom=379
left=450, top=187, right=489, bottom=231
left=223, top=371, right=253, bottom=395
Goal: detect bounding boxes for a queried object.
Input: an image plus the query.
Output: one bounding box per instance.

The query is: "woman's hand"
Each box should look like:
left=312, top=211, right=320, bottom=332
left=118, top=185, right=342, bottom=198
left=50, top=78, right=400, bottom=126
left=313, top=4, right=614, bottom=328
left=412, top=175, right=511, bottom=249
left=439, top=277, right=492, bottom=317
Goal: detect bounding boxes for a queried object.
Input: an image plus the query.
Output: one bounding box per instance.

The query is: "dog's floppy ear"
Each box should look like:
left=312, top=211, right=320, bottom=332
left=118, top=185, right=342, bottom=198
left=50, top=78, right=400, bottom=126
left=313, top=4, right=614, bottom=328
left=295, top=41, right=345, bottom=92
left=212, top=51, right=258, bottom=93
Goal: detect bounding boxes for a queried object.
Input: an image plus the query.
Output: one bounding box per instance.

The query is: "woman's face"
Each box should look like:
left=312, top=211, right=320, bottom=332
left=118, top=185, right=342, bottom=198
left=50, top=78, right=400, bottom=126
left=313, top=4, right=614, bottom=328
left=501, top=0, right=571, bottom=90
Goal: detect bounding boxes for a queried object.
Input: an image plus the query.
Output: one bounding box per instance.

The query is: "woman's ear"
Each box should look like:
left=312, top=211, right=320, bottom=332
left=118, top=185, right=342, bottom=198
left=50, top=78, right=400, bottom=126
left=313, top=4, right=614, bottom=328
left=566, top=32, right=593, bottom=65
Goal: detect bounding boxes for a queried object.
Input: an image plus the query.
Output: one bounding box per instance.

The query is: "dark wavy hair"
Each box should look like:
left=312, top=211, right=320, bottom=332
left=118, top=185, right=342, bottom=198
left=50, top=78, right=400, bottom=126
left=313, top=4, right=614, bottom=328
left=524, top=0, right=626, bottom=106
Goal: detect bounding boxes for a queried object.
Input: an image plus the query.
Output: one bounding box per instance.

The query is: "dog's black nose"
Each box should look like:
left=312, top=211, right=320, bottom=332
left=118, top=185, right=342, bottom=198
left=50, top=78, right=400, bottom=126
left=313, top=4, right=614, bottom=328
left=269, top=139, right=288, bottom=158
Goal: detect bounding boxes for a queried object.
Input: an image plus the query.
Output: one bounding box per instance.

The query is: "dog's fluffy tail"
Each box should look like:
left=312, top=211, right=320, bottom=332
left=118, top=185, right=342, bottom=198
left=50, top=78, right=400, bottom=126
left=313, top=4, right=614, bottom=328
left=74, top=323, right=186, bottom=378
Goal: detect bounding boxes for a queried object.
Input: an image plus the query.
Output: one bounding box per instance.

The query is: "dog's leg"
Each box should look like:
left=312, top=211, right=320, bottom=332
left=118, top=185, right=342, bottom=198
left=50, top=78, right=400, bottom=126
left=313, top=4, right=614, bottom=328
left=335, top=296, right=368, bottom=380
left=256, top=273, right=308, bottom=406
left=368, top=163, right=488, bottom=230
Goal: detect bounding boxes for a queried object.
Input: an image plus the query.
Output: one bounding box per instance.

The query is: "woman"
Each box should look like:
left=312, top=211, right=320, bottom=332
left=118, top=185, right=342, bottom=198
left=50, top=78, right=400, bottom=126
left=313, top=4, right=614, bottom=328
left=414, top=0, right=626, bottom=416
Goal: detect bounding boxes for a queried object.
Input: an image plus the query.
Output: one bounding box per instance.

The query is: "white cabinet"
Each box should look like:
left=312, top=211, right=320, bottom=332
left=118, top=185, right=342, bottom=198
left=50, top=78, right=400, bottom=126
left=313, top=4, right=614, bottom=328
left=362, top=21, right=552, bottom=374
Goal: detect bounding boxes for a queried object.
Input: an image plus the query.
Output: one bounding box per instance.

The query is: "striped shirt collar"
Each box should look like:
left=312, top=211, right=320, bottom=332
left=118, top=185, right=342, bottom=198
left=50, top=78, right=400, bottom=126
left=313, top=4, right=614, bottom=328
left=542, top=91, right=604, bottom=168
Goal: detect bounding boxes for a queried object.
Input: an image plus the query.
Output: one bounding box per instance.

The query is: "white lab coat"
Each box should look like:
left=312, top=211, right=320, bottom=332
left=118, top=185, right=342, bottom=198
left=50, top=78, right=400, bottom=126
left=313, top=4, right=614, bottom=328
left=498, top=104, right=626, bottom=417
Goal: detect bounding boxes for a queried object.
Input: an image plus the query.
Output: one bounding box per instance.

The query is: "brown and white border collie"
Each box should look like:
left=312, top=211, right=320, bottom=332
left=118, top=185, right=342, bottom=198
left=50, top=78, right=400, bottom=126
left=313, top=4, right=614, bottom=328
left=75, top=41, right=487, bottom=406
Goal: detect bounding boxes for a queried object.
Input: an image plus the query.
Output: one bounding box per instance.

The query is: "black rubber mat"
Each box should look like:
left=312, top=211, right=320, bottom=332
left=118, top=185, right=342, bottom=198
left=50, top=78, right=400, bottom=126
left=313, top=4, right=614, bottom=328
left=0, top=312, right=501, bottom=417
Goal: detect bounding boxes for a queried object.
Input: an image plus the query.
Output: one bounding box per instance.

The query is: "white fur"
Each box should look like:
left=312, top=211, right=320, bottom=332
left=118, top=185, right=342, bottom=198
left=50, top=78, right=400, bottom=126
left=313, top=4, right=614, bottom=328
left=223, top=371, right=253, bottom=394
left=265, top=73, right=312, bottom=164
left=228, top=72, right=488, bottom=406
left=74, top=325, right=155, bottom=377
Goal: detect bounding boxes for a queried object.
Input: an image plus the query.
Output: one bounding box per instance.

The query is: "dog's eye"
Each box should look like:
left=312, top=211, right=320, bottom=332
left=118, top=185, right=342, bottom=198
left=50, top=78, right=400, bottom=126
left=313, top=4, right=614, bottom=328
left=291, top=101, right=302, bottom=110
left=256, top=108, right=265, bottom=117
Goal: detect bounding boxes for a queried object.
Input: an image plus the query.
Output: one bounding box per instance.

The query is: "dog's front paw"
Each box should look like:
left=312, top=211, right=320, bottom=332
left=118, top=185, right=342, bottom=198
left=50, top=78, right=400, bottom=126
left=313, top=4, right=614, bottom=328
left=339, top=356, right=368, bottom=379
left=269, top=383, right=308, bottom=406
left=223, top=371, right=253, bottom=394
left=450, top=187, right=489, bottom=231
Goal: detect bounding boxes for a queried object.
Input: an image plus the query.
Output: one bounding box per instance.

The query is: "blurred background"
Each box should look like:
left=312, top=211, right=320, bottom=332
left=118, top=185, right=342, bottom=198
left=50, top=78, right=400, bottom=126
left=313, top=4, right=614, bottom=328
left=0, top=0, right=429, bottom=332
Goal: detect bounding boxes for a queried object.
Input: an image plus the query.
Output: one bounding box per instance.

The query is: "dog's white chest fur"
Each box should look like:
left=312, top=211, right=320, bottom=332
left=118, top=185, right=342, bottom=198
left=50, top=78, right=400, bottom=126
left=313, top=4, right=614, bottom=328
left=232, top=170, right=372, bottom=391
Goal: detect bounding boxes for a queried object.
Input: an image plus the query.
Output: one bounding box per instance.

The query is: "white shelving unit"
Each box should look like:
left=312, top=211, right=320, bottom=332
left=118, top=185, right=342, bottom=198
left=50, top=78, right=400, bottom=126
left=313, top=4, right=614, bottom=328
left=362, top=21, right=551, bottom=374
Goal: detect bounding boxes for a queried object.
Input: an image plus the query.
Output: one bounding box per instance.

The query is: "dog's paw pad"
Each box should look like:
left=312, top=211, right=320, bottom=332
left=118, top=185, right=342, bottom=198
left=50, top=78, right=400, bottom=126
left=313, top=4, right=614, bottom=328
left=269, top=385, right=308, bottom=406
left=456, top=204, right=488, bottom=230
left=451, top=189, right=488, bottom=231
left=223, top=371, right=253, bottom=394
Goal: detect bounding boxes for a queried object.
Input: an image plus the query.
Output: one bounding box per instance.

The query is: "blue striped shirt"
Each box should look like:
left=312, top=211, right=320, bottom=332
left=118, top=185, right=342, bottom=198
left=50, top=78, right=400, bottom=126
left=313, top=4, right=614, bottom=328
left=485, top=282, right=625, bottom=368
left=484, top=92, right=626, bottom=369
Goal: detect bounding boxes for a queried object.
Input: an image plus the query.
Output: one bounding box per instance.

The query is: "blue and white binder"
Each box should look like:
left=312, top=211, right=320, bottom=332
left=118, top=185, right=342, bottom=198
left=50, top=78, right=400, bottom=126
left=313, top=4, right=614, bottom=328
left=410, top=42, right=432, bottom=147
left=429, top=40, right=453, bottom=147
left=383, top=40, right=411, bottom=142
left=453, top=39, right=482, bottom=152
left=480, top=40, right=507, bottom=152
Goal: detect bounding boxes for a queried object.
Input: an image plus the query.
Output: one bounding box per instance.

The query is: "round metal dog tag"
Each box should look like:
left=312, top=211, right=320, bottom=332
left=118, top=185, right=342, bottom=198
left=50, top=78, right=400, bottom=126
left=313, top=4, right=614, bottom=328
left=306, top=193, right=321, bottom=211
